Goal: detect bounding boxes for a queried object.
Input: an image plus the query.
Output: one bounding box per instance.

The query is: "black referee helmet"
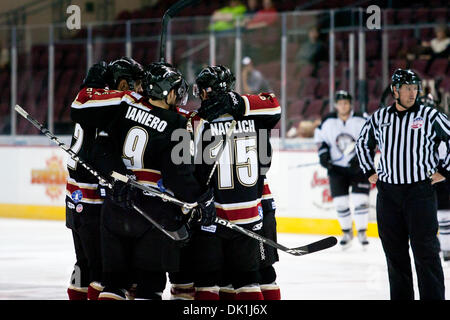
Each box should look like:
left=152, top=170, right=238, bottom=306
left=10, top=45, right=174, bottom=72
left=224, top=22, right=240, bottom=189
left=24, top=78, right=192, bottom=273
left=390, top=69, right=422, bottom=94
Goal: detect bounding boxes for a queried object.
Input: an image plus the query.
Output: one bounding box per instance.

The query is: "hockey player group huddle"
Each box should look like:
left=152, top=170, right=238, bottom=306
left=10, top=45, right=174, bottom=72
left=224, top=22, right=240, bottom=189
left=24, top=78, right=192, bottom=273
left=65, top=57, right=281, bottom=300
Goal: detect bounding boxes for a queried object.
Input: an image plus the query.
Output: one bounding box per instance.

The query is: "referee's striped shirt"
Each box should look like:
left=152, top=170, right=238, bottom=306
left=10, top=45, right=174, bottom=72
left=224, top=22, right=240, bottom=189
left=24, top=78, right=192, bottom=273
left=356, top=102, right=450, bottom=184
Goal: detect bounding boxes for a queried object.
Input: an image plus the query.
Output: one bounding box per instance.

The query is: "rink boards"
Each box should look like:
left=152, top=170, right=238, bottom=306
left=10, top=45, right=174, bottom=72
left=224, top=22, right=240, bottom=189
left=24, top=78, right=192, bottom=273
left=0, top=145, right=379, bottom=237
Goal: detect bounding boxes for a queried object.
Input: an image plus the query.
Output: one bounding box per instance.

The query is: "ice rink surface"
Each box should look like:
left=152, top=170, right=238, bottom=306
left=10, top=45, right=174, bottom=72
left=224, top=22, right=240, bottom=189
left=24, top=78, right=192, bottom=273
left=1, top=218, right=450, bottom=300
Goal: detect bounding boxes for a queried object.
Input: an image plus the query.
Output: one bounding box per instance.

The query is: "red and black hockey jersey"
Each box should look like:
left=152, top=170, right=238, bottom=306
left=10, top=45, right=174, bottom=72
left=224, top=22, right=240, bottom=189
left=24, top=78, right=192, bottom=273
left=70, top=88, right=204, bottom=209
left=194, top=93, right=281, bottom=224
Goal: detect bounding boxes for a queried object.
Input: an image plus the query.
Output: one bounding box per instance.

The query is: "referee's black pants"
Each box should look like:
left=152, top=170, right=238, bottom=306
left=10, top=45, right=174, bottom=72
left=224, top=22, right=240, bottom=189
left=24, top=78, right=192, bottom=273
left=376, top=180, right=445, bottom=300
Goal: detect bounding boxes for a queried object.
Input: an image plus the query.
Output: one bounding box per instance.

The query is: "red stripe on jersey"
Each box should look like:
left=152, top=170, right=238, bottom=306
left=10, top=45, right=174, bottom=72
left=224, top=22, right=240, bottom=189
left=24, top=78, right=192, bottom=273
left=132, top=169, right=162, bottom=184
left=75, top=88, right=127, bottom=104
left=262, top=183, right=272, bottom=196
left=243, top=93, right=280, bottom=112
left=66, top=182, right=101, bottom=200
left=215, top=203, right=262, bottom=223
left=74, top=88, right=147, bottom=107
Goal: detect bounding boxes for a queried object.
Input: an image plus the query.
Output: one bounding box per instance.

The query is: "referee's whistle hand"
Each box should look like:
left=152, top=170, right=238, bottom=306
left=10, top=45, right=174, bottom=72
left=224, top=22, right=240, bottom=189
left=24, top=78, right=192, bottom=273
left=369, top=173, right=378, bottom=184
left=430, top=172, right=446, bottom=185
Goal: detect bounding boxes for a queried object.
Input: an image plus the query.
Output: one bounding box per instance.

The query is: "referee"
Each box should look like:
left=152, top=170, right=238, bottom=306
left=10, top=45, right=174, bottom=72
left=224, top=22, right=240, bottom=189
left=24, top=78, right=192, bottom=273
left=356, top=69, right=449, bottom=300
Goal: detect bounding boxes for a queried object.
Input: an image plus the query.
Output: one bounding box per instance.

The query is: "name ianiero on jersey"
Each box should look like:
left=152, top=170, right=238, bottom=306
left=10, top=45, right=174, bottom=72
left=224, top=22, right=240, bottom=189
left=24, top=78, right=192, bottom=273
left=210, top=119, right=256, bottom=136
left=125, top=106, right=168, bottom=132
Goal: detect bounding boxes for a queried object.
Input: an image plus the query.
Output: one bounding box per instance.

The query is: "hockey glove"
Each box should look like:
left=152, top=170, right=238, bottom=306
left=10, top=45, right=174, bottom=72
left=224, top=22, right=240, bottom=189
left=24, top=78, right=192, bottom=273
left=108, top=177, right=137, bottom=210
left=197, top=91, right=245, bottom=122
left=81, top=61, right=109, bottom=89
left=319, top=151, right=333, bottom=170
left=191, top=188, right=216, bottom=226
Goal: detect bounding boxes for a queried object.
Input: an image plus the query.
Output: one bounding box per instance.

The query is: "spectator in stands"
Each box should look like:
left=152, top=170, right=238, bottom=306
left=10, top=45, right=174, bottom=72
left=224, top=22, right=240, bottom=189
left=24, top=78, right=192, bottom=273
left=245, top=0, right=278, bottom=30
left=295, top=26, right=327, bottom=76
left=424, top=24, right=450, bottom=59
left=210, top=0, right=247, bottom=32
left=241, top=56, right=272, bottom=94
left=246, top=0, right=259, bottom=15
left=408, top=24, right=450, bottom=62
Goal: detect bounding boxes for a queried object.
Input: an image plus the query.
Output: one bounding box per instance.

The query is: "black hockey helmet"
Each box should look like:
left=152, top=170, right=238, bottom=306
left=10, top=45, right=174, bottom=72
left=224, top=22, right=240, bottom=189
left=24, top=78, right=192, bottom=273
left=106, top=57, right=145, bottom=91
left=335, top=90, right=352, bottom=103
left=143, top=63, right=188, bottom=106
left=390, top=68, right=422, bottom=93
left=193, top=65, right=236, bottom=98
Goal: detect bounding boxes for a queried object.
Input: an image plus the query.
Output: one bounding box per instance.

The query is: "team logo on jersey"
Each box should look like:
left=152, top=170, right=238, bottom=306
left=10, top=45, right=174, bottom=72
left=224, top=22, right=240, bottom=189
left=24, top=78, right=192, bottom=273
left=411, top=117, right=424, bottom=129
left=71, top=190, right=83, bottom=203
left=76, top=204, right=83, bottom=213
left=67, top=201, right=75, bottom=210
left=258, top=204, right=264, bottom=218
left=252, top=222, right=263, bottom=231
left=335, top=133, right=355, bottom=155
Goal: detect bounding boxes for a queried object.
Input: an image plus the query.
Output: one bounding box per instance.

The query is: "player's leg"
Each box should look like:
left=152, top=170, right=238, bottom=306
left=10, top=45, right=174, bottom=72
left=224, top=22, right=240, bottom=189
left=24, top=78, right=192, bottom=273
left=76, top=204, right=104, bottom=300
left=228, top=222, right=264, bottom=300
left=67, top=230, right=89, bottom=300
left=134, top=225, right=182, bottom=300
left=329, top=168, right=353, bottom=248
left=98, top=200, right=133, bottom=300
left=436, top=180, right=450, bottom=261
left=66, top=202, right=89, bottom=300
left=168, top=242, right=195, bottom=300
left=259, top=210, right=280, bottom=300
left=191, top=227, right=223, bottom=300
left=351, top=173, right=371, bottom=247
left=134, top=270, right=167, bottom=300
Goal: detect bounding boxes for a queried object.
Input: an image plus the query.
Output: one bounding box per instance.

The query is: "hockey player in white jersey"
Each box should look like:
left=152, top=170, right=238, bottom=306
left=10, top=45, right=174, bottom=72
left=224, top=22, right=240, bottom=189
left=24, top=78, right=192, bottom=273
left=314, top=90, right=372, bottom=249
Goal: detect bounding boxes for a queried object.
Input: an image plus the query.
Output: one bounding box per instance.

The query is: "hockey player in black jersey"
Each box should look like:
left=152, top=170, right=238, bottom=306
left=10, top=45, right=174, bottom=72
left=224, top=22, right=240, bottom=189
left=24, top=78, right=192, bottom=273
left=65, top=57, right=144, bottom=300
left=189, top=65, right=281, bottom=300
left=70, top=62, right=216, bottom=300
left=314, top=90, right=371, bottom=249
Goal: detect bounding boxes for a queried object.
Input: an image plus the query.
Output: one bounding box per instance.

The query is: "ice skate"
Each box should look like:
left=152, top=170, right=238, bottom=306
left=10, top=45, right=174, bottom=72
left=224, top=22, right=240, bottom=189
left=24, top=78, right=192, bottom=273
left=443, top=251, right=450, bottom=262
left=357, top=230, right=369, bottom=249
left=340, top=230, right=353, bottom=250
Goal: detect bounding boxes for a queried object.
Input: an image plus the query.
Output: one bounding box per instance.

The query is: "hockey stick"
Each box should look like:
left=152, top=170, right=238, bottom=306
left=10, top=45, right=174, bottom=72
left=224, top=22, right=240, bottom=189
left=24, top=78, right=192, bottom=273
left=111, top=171, right=338, bottom=256
left=160, top=0, right=200, bottom=62
left=289, top=142, right=356, bottom=169
left=14, top=104, right=190, bottom=241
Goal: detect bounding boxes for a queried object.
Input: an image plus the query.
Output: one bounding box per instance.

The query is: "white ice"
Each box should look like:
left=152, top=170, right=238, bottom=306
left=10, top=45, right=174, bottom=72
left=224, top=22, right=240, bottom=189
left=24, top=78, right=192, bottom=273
left=1, top=218, right=449, bottom=300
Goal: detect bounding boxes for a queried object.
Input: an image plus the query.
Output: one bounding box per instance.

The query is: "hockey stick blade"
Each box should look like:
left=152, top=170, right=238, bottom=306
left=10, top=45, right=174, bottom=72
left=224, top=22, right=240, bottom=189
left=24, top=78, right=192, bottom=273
left=215, top=217, right=337, bottom=256
left=284, top=236, right=338, bottom=256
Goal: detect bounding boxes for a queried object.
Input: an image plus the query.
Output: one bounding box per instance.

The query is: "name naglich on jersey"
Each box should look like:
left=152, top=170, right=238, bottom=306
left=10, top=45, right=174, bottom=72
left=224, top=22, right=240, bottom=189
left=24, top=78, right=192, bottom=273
left=125, top=106, right=168, bottom=132
left=210, top=119, right=256, bottom=136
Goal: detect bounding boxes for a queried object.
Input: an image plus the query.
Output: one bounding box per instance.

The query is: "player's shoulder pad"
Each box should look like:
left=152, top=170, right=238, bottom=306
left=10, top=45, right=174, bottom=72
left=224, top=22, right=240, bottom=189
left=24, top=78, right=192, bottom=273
left=72, top=87, right=132, bottom=109
left=242, top=93, right=281, bottom=116
left=317, top=112, right=337, bottom=129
